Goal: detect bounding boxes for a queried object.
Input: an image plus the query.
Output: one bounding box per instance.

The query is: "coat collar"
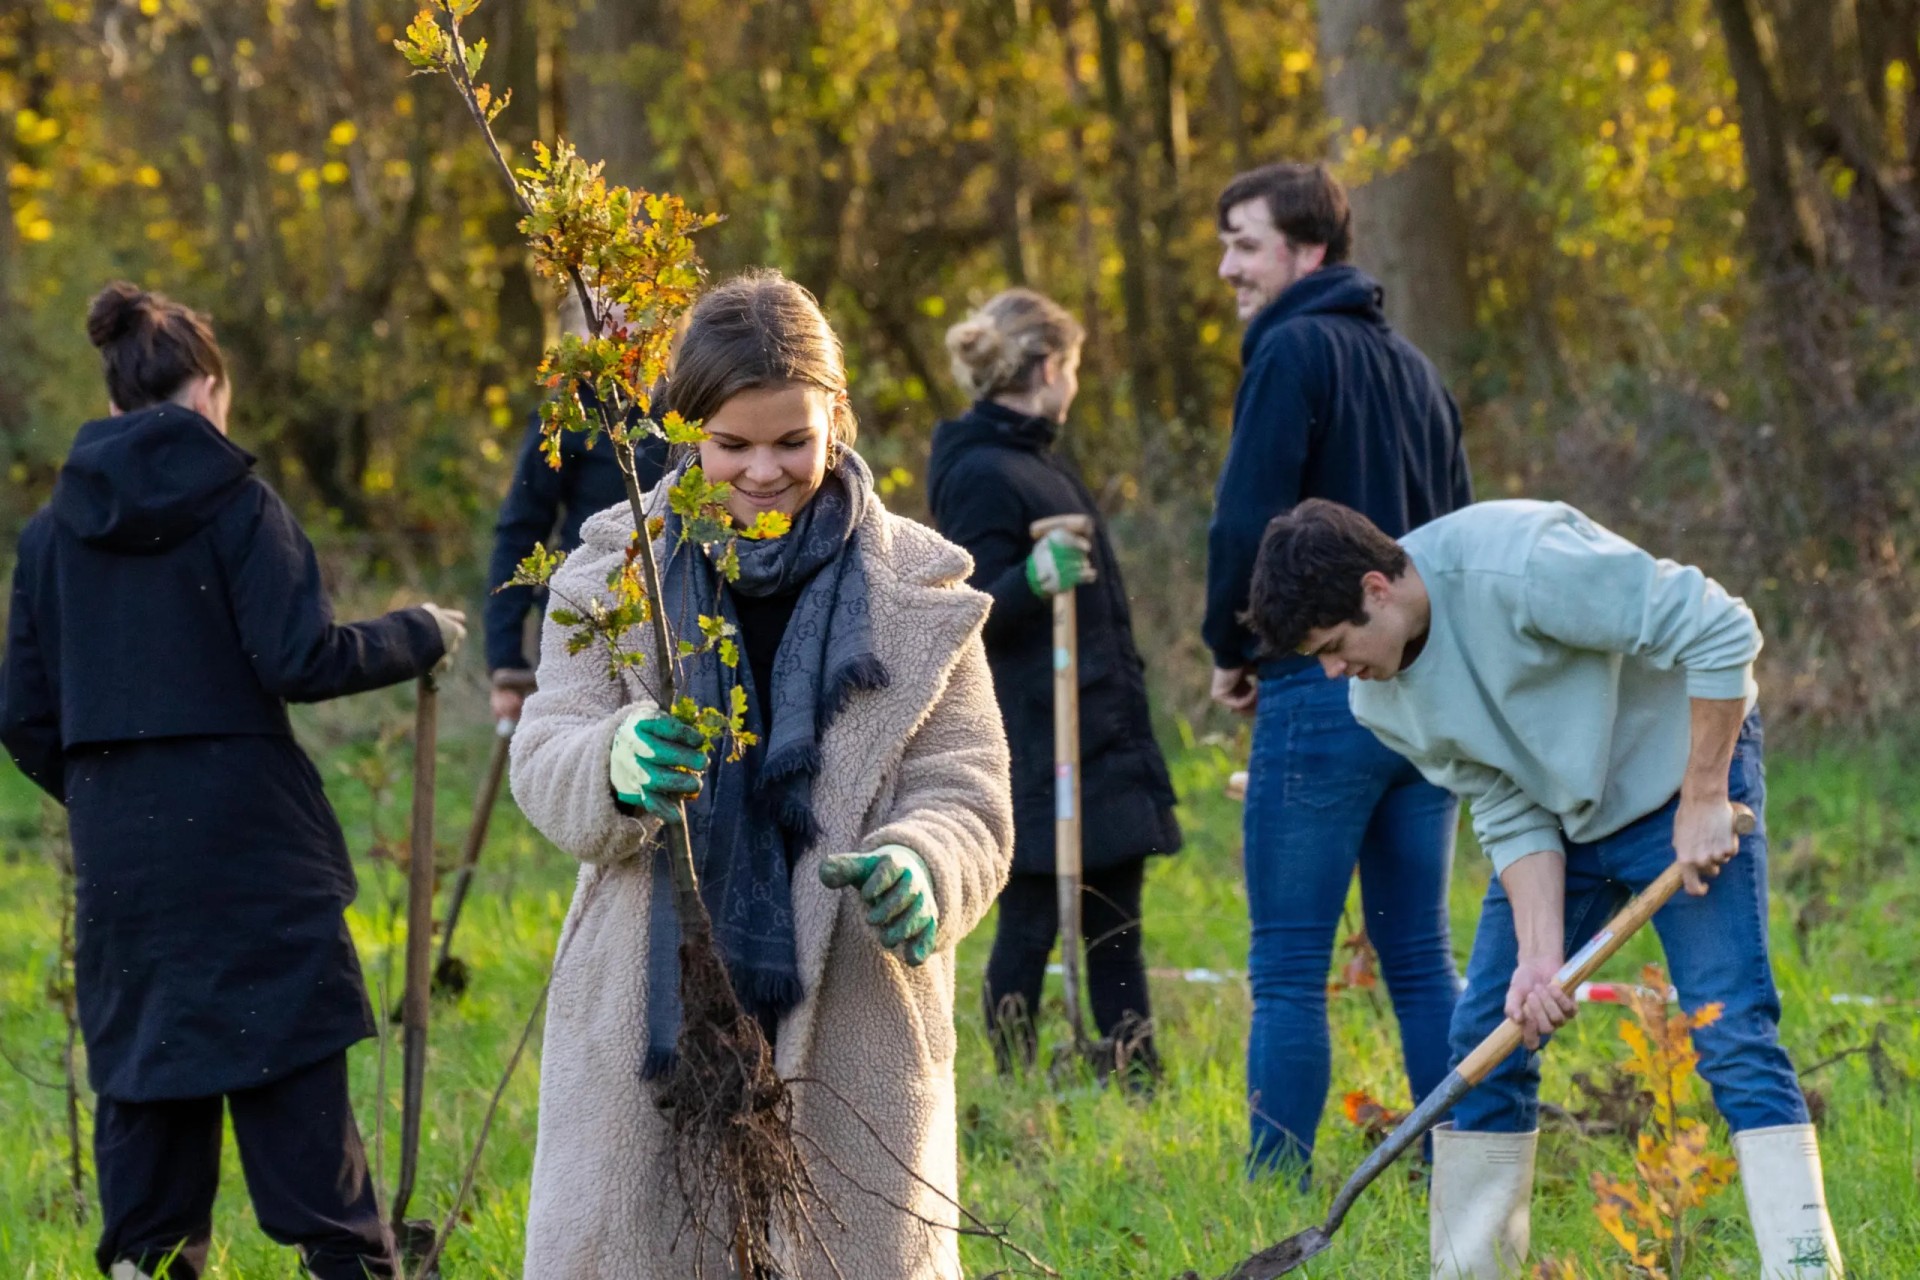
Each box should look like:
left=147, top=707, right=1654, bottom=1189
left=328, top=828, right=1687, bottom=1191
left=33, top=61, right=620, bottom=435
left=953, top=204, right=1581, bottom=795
left=941, top=399, right=1059, bottom=452
left=1240, top=263, right=1388, bottom=362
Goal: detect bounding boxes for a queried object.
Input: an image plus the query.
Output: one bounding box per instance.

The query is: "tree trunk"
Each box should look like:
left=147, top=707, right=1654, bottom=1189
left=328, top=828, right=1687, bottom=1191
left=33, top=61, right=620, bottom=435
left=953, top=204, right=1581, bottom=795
left=1138, top=2, right=1208, bottom=439
left=1198, top=0, right=1251, bottom=171
left=477, top=0, right=546, bottom=360
left=1711, top=0, right=1823, bottom=277
left=560, top=0, right=660, bottom=188
left=1086, top=0, right=1165, bottom=420
left=1317, top=0, right=1474, bottom=377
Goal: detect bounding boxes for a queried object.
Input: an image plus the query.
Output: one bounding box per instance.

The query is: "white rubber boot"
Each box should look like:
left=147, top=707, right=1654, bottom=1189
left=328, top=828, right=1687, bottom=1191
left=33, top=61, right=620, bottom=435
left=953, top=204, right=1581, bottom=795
left=1430, top=1124, right=1536, bottom=1279
left=1734, top=1123, right=1844, bottom=1278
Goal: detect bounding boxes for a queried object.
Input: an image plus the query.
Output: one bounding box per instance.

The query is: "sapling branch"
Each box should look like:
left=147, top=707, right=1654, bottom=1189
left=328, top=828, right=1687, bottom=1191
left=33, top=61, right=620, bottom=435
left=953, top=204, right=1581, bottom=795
left=399, top=5, right=820, bottom=1273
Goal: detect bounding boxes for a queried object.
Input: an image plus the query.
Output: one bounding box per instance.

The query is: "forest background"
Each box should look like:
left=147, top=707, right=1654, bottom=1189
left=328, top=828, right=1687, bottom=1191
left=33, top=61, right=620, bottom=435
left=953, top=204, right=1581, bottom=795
left=5, top=0, right=1918, bottom=725
left=3, top=2, right=1920, bottom=1275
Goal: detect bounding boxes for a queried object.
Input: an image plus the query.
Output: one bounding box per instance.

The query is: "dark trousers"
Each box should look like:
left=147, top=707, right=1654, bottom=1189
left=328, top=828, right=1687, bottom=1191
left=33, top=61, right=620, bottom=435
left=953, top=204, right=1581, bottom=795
left=93, top=1050, right=393, bottom=1280
left=983, top=860, right=1157, bottom=1072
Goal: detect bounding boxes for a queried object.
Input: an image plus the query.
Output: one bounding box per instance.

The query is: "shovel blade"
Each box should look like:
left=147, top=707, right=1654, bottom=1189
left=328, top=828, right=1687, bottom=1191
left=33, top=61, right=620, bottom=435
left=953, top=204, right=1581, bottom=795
left=1222, top=1225, right=1334, bottom=1279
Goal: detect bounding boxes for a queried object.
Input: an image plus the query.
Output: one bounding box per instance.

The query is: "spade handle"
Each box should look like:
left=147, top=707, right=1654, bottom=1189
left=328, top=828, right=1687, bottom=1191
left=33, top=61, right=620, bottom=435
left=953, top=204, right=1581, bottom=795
left=1456, top=801, right=1756, bottom=1083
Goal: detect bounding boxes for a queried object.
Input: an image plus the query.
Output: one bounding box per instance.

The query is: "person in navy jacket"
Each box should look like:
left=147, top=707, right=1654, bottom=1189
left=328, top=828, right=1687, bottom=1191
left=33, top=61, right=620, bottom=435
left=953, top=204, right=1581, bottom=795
left=1204, top=163, right=1474, bottom=1179
left=482, top=292, right=668, bottom=723
left=929, top=288, right=1180, bottom=1080
left=0, top=283, right=465, bottom=1279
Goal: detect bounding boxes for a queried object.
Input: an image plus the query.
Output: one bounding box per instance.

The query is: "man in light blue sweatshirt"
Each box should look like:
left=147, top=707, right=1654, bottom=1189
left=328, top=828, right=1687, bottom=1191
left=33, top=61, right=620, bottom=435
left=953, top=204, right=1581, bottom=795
left=1243, top=499, right=1843, bottom=1280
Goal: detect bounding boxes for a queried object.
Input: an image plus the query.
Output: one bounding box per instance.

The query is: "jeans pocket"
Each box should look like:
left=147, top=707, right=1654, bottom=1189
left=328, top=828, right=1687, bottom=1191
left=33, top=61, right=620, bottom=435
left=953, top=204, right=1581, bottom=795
left=1282, top=707, right=1375, bottom=811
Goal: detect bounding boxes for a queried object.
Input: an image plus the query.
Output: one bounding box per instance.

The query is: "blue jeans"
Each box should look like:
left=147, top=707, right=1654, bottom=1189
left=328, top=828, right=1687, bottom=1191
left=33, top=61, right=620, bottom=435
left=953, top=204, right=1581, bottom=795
left=1450, top=711, right=1808, bottom=1134
left=1245, top=668, right=1461, bottom=1175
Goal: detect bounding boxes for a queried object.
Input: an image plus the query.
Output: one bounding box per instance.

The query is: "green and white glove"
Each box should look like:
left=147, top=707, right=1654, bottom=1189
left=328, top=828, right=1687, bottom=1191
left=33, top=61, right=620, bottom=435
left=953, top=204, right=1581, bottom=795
left=608, top=702, right=709, bottom=825
left=1025, top=527, right=1097, bottom=597
left=818, top=845, right=940, bottom=966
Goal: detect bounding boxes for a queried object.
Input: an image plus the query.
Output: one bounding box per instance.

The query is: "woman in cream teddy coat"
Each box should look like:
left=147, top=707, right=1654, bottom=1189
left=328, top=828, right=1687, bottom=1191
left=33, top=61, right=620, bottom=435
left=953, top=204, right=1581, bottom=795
left=510, top=271, right=1014, bottom=1279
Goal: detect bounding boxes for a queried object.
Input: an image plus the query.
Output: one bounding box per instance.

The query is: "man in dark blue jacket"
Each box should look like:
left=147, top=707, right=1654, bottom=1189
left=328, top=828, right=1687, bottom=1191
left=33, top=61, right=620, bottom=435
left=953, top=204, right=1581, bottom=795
left=1204, top=161, right=1474, bottom=1179
left=483, top=381, right=667, bottom=722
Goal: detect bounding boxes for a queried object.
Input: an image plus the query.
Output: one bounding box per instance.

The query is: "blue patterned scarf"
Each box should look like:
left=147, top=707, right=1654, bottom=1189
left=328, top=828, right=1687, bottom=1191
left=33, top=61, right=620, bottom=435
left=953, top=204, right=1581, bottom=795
left=641, top=448, right=888, bottom=1077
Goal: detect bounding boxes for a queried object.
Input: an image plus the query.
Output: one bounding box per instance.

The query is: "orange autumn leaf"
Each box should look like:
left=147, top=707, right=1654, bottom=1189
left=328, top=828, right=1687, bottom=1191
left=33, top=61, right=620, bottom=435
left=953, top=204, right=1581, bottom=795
left=1340, top=1090, right=1407, bottom=1142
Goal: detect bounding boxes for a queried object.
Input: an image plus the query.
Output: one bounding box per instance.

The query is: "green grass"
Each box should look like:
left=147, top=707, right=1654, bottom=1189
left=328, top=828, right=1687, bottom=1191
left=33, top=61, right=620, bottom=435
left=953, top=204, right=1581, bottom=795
left=1, top=690, right=1916, bottom=1277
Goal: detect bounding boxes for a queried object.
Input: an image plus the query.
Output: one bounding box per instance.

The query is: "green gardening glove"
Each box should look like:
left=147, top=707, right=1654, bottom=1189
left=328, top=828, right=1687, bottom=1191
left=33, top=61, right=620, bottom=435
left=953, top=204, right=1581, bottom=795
left=1025, top=527, right=1097, bottom=597
left=608, top=702, right=709, bottom=824
left=818, top=845, right=940, bottom=966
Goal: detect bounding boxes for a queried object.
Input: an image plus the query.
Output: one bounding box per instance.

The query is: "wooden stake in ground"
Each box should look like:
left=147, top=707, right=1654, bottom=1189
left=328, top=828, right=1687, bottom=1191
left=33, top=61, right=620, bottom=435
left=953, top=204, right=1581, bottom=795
left=432, top=716, right=514, bottom=995
left=1208, top=804, right=1758, bottom=1280
left=391, top=673, right=439, bottom=1270
left=1031, top=514, right=1095, bottom=1053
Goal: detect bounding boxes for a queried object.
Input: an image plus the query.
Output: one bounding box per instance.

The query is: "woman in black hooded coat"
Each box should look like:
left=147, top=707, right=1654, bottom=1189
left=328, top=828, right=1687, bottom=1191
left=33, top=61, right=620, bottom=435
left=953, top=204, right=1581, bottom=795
left=0, top=284, right=464, bottom=1279
left=928, top=288, right=1181, bottom=1077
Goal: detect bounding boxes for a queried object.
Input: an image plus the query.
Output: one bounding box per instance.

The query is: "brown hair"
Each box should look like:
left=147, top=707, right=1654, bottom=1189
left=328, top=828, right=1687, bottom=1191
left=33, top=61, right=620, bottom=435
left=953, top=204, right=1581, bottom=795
left=1216, top=162, right=1352, bottom=263
left=86, top=281, right=227, bottom=412
left=1244, top=499, right=1410, bottom=656
left=944, top=288, right=1084, bottom=401
left=665, top=268, right=856, bottom=446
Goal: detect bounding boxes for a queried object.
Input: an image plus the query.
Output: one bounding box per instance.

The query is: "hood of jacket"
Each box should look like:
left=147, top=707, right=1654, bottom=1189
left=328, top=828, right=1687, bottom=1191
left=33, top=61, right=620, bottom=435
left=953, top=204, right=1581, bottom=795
left=51, top=403, right=256, bottom=553
left=1241, top=263, right=1388, bottom=363
left=929, top=399, right=1059, bottom=474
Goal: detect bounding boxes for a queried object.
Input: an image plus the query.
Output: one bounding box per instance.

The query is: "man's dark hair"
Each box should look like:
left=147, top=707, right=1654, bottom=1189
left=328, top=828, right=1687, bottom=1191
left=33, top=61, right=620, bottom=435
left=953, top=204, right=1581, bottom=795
left=1244, top=499, right=1410, bottom=655
left=1215, top=162, right=1352, bottom=263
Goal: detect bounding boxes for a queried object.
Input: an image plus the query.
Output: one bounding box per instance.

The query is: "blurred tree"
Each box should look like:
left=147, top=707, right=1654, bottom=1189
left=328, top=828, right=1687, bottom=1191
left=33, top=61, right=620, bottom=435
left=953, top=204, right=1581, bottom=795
left=3, top=0, right=1912, bottom=716
left=1319, top=0, right=1475, bottom=374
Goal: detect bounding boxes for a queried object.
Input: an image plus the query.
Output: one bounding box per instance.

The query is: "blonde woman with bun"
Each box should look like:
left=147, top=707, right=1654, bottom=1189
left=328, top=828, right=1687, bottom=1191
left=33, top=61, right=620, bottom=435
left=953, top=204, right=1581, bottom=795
left=927, top=287, right=1181, bottom=1082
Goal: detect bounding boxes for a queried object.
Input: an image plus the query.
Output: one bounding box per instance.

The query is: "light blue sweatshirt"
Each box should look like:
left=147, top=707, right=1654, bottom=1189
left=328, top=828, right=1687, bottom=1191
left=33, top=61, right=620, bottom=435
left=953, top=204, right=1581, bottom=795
left=1349, top=500, right=1760, bottom=874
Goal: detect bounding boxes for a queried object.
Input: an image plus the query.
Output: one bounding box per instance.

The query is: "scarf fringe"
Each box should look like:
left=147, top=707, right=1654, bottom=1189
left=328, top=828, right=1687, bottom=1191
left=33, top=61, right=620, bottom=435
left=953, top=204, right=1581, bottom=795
left=640, top=1044, right=677, bottom=1081
left=761, top=740, right=822, bottom=786
left=736, top=969, right=806, bottom=1016
left=775, top=792, right=824, bottom=846
left=820, top=653, right=893, bottom=728
left=638, top=974, right=803, bottom=1083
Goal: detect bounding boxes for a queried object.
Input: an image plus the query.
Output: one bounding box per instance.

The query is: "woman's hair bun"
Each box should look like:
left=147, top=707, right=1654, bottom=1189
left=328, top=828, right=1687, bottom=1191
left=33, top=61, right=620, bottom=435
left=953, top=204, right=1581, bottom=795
left=944, top=288, right=1084, bottom=401
left=87, top=281, right=153, bottom=351
left=944, top=315, right=1014, bottom=398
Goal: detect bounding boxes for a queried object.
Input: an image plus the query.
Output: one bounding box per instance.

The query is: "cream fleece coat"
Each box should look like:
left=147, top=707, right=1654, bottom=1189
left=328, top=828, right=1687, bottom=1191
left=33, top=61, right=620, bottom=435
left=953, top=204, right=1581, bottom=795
left=510, top=489, right=1014, bottom=1279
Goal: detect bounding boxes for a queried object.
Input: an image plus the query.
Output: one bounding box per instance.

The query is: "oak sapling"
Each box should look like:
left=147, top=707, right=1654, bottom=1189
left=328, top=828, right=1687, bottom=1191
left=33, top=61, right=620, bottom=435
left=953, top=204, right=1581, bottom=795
left=397, top=4, right=820, bottom=1272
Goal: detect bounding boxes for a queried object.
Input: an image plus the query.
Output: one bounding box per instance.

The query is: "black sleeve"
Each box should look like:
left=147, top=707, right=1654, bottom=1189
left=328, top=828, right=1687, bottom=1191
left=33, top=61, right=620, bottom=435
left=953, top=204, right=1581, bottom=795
left=932, top=461, right=1047, bottom=647
left=484, top=411, right=569, bottom=672
left=1446, top=391, right=1475, bottom=511
left=1203, top=332, right=1315, bottom=668
left=216, top=481, right=445, bottom=702
left=0, top=536, right=65, bottom=801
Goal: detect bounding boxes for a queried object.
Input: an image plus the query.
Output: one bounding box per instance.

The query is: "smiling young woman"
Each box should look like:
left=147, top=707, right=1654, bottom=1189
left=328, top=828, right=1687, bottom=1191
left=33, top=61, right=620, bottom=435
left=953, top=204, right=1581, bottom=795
left=508, top=268, right=1015, bottom=1280
left=698, top=382, right=837, bottom=525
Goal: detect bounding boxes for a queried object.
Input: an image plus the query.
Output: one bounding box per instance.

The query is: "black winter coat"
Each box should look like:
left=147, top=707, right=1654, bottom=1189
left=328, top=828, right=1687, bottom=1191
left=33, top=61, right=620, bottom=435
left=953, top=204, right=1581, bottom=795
left=927, top=401, right=1180, bottom=877
left=1204, top=264, right=1473, bottom=672
left=0, top=404, right=444, bottom=1101
left=483, top=406, right=668, bottom=672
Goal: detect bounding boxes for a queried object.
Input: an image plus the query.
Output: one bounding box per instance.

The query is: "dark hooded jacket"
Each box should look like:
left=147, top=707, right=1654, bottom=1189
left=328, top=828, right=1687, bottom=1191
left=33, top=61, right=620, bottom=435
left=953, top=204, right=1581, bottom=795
left=0, top=403, right=443, bottom=1100
left=1203, top=264, right=1474, bottom=672
left=483, top=404, right=668, bottom=673
left=928, top=400, right=1180, bottom=877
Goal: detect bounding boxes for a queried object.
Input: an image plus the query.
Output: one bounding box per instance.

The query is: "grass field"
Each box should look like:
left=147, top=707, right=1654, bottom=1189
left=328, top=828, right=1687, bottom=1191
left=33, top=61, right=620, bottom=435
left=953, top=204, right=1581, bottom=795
left=1, top=683, right=1915, bottom=1277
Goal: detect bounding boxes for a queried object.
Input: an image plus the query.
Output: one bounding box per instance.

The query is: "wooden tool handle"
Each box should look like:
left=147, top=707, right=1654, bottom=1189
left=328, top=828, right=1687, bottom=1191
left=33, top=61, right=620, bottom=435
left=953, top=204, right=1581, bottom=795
left=1456, top=802, right=1755, bottom=1083
left=1030, top=512, right=1095, bottom=541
